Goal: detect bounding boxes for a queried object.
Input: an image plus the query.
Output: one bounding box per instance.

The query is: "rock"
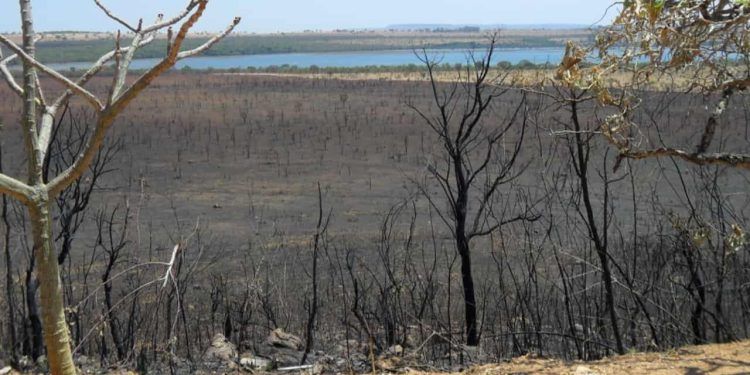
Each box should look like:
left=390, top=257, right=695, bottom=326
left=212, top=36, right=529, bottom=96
left=0, top=366, right=11, bottom=375
left=203, top=333, right=237, bottom=369
left=240, top=355, right=273, bottom=371
left=267, top=328, right=303, bottom=350
left=311, top=362, right=325, bottom=375
left=386, top=344, right=404, bottom=356
left=35, top=355, right=48, bottom=373
left=312, top=356, right=336, bottom=374
left=255, top=345, right=303, bottom=367
left=16, top=357, right=32, bottom=371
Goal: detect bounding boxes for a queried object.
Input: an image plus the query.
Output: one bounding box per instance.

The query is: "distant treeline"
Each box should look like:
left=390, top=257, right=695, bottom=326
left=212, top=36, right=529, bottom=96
left=59, top=60, right=559, bottom=76
left=33, top=33, right=591, bottom=64
left=226, top=60, right=557, bottom=73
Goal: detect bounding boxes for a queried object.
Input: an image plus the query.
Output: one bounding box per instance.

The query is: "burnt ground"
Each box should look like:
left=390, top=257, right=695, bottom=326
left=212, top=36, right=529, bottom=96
left=2, top=72, right=747, bottom=253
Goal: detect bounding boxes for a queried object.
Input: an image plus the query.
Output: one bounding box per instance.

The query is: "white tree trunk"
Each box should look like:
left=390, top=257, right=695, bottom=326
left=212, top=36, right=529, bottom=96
left=0, top=2, right=239, bottom=373
left=29, top=195, right=76, bottom=374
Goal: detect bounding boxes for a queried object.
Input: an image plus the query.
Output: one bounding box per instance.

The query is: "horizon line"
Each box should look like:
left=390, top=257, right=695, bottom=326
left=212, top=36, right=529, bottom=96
left=0, top=22, right=602, bottom=35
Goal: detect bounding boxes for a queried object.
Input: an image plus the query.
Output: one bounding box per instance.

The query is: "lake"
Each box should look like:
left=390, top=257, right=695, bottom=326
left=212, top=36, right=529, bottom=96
left=48, top=47, right=565, bottom=71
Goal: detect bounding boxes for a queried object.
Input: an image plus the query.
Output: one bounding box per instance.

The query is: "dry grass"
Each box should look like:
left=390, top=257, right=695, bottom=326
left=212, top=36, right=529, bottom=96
left=410, top=341, right=750, bottom=375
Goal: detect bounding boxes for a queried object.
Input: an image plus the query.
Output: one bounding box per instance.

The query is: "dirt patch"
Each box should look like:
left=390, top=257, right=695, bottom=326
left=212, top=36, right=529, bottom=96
left=410, top=341, right=750, bottom=374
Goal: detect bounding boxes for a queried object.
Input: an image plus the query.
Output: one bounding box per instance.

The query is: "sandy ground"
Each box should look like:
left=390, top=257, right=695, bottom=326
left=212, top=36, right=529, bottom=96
left=410, top=341, right=750, bottom=375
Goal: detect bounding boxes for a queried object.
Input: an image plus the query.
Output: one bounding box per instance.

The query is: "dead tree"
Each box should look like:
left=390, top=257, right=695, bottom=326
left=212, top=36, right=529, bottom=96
left=546, top=84, right=627, bottom=354
left=0, top=1, right=240, bottom=373
left=95, top=203, right=131, bottom=361
left=408, top=36, right=533, bottom=346
left=301, top=182, right=331, bottom=365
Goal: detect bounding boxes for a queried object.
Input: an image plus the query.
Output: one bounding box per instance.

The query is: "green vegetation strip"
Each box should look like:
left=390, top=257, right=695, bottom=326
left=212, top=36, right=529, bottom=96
left=31, top=32, right=593, bottom=64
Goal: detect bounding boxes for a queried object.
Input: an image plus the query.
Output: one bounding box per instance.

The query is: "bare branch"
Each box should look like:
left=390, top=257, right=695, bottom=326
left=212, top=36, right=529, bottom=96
left=0, top=173, right=33, bottom=205
left=0, top=35, right=103, bottom=110
left=93, top=0, right=138, bottom=32
left=0, top=54, right=23, bottom=97
left=470, top=212, right=540, bottom=239
left=49, top=2, right=240, bottom=196
left=614, top=147, right=750, bottom=171
left=111, top=32, right=144, bottom=101
left=34, top=70, right=46, bottom=107
left=142, top=0, right=199, bottom=33
left=110, top=0, right=209, bottom=109
left=36, top=112, right=57, bottom=166
left=177, top=17, right=241, bottom=60
left=51, top=34, right=156, bottom=109
left=161, top=244, right=181, bottom=288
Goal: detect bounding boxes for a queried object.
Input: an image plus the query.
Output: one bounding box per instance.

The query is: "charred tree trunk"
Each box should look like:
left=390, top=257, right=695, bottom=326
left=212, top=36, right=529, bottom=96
left=103, top=257, right=125, bottom=360
left=456, top=236, right=478, bottom=346
left=681, top=239, right=707, bottom=344
left=454, top=172, right=479, bottom=346
left=409, top=37, right=529, bottom=347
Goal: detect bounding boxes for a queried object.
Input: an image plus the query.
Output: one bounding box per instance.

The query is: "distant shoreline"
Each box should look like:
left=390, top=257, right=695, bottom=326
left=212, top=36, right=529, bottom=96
left=2, top=29, right=594, bottom=65
left=40, top=47, right=565, bottom=72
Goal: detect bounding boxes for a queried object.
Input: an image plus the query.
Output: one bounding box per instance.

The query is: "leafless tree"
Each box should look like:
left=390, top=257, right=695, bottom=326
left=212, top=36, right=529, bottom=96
left=408, top=36, right=535, bottom=346
left=301, top=182, right=331, bottom=365
left=542, top=83, right=628, bottom=354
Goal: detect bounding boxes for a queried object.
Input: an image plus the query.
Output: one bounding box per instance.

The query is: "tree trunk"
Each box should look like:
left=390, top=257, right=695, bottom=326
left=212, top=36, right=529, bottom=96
left=682, top=243, right=707, bottom=344
left=103, top=265, right=126, bottom=361
left=29, top=197, right=76, bottom=375
left=456, top=222, right=479, bottom=346
left=2, top=195, right=18, bottom=362
left=453, top=148, right=479, bottom=347
left=24, top=265, right=42, bottom=360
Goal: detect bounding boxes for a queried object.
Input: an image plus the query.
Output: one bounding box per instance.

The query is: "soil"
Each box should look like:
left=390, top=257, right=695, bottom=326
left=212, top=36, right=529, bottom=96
left=411, top=341, right=750, bottom=375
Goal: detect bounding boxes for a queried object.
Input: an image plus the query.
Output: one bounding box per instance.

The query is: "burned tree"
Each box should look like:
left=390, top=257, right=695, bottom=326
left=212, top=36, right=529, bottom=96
left=409, top=37, right=533, bottom=346
left=0, top=1, right=240, bottom=373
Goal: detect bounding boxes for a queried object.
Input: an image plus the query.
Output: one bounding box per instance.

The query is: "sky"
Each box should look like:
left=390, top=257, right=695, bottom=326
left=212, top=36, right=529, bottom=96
left=1, top=0, right=618, bottom=33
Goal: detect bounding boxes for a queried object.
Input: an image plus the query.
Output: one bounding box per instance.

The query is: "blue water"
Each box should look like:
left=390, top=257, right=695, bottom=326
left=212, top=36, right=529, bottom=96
left=48, top=47, right=564, bottom=71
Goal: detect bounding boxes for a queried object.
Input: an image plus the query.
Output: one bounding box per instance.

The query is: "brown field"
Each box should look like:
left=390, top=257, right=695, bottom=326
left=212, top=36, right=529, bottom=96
left=1, top=72, right=719, bottom=248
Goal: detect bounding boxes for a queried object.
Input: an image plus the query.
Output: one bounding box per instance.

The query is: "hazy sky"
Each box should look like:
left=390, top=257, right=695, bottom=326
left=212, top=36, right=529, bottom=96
left=1, top=0, right=618, bottom=33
